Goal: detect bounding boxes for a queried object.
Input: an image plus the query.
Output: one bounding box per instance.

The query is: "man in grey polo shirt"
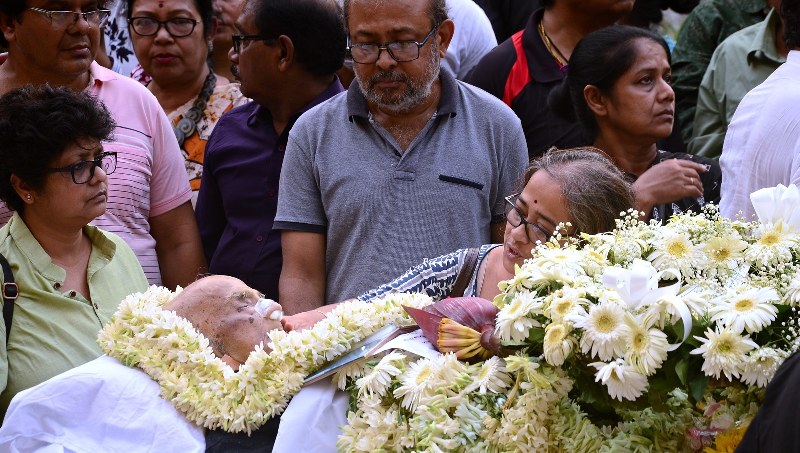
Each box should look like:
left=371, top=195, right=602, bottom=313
left=274, top=0, right=528, bottom=313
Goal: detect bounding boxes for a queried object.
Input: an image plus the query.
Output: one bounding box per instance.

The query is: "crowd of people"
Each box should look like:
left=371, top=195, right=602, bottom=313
left=0, top=0, right=799, bottom=450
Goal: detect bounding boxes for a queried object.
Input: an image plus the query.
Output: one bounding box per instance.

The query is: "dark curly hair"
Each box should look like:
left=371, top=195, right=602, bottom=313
left=0, top=0, right=111, bottom=47
left=0, top=85, right=115, bottom=212
left=782, top=0, right=800, bottom=50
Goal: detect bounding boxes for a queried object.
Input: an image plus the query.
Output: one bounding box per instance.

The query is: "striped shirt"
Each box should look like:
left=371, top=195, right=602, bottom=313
left=0, top=62, right=191, bottom=284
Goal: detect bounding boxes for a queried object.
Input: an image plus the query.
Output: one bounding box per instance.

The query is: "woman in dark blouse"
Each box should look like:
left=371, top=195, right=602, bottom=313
left=549, top=25, right=721, bottom=224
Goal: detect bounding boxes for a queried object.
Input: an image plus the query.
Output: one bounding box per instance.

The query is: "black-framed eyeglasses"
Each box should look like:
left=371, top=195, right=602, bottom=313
left=504, top=193, right=553, bottom=243
left=128, top=17, right=198, bottom=37
left=47, top=152, right=117, bottom=184
left=347, top=24, right=439, bottom=64
left=27, top=7, right=110, bottom=28
left=231, top=34, right=277, bottom=54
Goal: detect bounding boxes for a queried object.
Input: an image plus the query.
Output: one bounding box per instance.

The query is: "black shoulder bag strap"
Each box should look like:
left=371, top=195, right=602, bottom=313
left=0, top=253, right=18, bottom=343
left=450, top=247, right=480, bottom=298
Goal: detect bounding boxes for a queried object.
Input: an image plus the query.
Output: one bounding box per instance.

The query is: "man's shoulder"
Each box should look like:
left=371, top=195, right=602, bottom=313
left=218, top=100, right=259, bottom=123
left=293, top=90, right=349, bottom=127
left=91, top=63, right=152, bottom=97
left=455, top=79, right=521, bottom=124
left=466, top=37, right=517, bottom=86
left=712, top=21, right=761, bottom=60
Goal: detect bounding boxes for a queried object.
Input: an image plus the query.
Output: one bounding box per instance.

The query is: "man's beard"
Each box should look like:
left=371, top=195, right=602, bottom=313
left=356, top=45, right=441, bottom=113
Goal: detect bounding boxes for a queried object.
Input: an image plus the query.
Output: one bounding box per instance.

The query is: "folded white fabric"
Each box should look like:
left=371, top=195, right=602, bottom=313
left=273, top=378, right=349, bottom=453
left=0, top=355, right=204, bottom=453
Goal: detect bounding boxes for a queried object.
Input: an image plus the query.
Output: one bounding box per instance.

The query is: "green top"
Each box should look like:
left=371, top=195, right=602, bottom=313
left=672, top=0, right=769, bottom=142
left=0, top=212, right=148, bottom=415
left=689, top=8, right=786, bottom=159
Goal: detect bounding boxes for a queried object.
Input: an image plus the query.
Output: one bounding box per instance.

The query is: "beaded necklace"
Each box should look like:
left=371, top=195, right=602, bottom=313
left=173, top=71, right=217, bottom=146
left=538, top=19, right=568, bottom=71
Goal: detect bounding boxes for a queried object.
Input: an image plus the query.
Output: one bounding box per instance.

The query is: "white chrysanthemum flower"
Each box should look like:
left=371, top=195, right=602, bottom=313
left=568, top=300, right=627, bottom=361
left=691, top=327, right=758, bottom=380
left=703, top=235, right=747, bottom=270
left=543, top=323, right=575, bottom=366
left=741, top=347, right=788, bottom=388
left=708, top=286, right=779, bottom=334
left=622, top=315, right=669, bottom=376
left=467, top=357, right=512, bottom=394
left=745, top=222, right=799, bottom=266
left=591, top=358, right=648, bottom=401
left=647, top=232, right=705, bottom=276
left=356, top=351, right=406, bottom=397
left=494, top=291, right=542, bottom=342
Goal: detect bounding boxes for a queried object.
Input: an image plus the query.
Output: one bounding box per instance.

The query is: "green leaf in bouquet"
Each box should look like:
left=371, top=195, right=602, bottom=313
left=527, top=325, right=545, bottom=344
left=688, top=373, right=709, bottom=403
left=675, top=359, right=689, bottom=386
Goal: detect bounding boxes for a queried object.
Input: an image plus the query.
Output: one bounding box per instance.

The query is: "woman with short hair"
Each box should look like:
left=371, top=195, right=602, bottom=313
left=0, top=86, right=148, bottom=415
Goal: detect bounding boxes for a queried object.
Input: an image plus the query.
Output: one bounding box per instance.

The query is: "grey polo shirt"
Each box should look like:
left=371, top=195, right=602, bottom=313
left=274, top=70, right=528, bottom=303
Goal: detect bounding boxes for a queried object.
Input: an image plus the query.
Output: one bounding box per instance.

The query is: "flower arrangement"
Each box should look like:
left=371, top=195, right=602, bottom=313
left=97, top=287, right=431, bottom=433
left=336, top=185, right=800, bottom=452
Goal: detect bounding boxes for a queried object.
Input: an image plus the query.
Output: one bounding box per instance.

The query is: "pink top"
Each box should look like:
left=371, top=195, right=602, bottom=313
left=0, top=60, right=192, bottom=285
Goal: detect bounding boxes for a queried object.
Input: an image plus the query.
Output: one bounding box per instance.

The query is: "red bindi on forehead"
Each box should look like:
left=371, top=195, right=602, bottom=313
left=158, top=0, right=164, bottom=6
left=533, top=199, right=538, bottom=204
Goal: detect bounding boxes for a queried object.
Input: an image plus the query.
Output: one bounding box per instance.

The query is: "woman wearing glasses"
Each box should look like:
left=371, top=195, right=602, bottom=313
left=0, top=86, right=148, bottom=415
left=127, top=0, right=246, bottom=205
left=282, top=148, right=635, bottom=330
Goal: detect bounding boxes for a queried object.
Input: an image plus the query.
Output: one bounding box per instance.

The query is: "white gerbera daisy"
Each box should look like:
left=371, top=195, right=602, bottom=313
left=647, top=232, right=705, bottom=276
left=546, top=286, right=589, bottom=323
left=393, top=354, right=465, bottom=411
left=741, top=347, right=788, bottom=388
left=582, top=247, right=609, bottom=276
left=568, top=300, right=627, bottom=361
left=591, top=359, right=648, bottom=401
left=466, top=356, right=512, bottom=394
left=393, top=357, right=440, bottom=410
left=543, top=323, right=575, bottom=366
left=681, top=286, right=715, bottom=317
left=529, top=247, right=587, bottom=283
left=622, top=315, right=669, bottom=376
left=708, top=286, right=779, bottom=334
left=356, top=351, right=406, bottom=397
left=703, top=235, right=747, bottom=270
left=494, top=291, right=542, bottom=342
left=745, top=222, right=799, bottom=266
left=691, top=327, right=758, bottom=380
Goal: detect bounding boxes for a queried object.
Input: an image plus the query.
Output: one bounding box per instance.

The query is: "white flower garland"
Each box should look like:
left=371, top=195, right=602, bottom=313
left=98, top=286, right=432, bottom=433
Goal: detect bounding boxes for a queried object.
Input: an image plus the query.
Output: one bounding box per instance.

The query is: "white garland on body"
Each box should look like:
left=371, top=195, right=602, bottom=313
left=97, top=287, right=432, bottom=433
